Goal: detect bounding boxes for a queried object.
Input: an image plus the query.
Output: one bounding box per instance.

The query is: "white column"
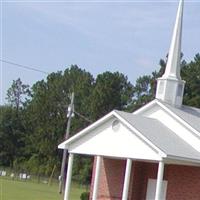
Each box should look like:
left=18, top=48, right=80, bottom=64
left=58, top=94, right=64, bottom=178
left=155, top=161, right=165, bottom=200
left=64, top=153, right=74, bottom=200
left=92, top=156, right=102, bottom=200
left=122, top=158, right=132, bottom=200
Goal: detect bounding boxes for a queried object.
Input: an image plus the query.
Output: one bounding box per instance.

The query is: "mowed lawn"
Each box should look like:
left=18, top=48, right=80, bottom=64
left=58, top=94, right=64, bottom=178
left=0, top=178, right=86, bottom=200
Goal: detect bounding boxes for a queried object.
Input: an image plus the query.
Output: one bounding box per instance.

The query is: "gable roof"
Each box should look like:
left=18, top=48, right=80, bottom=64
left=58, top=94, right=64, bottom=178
left=59, top=109, right=200, bottom=164
left=134, top=99, right=200, bottom=136
left=161, top=102, right=200, bottom=134
left=116, top=110, right=200, bottom=162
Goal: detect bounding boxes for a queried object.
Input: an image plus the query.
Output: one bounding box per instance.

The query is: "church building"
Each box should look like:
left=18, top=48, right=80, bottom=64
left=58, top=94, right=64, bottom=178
left=59, top=0, right=200, bottom=199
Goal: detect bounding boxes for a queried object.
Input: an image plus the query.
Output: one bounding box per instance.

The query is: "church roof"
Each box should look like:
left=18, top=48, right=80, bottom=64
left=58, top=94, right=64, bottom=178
left=135, top=99, right=200, bottom=136
left=161, top=102, right=200, bottom=134
left=115, top=110, right=200, bottom=162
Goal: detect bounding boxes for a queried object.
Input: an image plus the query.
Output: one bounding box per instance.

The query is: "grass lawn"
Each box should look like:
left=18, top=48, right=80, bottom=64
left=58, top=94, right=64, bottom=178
left=0, top=178, right=87, bottom=200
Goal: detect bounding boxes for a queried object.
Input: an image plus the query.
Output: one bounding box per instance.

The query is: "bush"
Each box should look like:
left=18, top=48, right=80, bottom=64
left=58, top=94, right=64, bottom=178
left=80, top=191, right=90, bottom=200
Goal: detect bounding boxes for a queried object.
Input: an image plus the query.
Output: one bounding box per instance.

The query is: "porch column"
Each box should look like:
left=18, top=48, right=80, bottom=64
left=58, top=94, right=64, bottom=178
left=122, top=158, right=132, bottom=200
left=92, top=155, right=102, bottom=200
left=64, top=153, right=74, bottom=200
left=155, top=161, right=165, bottom=200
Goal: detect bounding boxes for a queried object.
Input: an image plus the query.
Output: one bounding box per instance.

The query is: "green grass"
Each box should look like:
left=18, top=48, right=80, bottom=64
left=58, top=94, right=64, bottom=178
left=0, top=178, right=86, bottom=200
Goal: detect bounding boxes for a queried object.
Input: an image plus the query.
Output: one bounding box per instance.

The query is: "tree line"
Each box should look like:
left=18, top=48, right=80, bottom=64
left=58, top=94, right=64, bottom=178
left=0, top=53, right=200, bottom=185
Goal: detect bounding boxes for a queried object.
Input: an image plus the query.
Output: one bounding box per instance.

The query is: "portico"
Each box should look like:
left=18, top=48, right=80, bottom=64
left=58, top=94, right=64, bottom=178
left=63, top=155, right=166, bottom=200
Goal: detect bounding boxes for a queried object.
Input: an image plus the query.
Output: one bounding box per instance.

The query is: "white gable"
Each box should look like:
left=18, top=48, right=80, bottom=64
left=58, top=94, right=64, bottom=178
left=58, top=103, right=200, bottom=165
left=67, top=117, right=162, bottom=161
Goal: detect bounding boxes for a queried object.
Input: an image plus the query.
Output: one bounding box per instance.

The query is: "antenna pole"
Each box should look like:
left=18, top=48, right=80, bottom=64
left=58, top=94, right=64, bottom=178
left=59, top=92, right=74, bottom=194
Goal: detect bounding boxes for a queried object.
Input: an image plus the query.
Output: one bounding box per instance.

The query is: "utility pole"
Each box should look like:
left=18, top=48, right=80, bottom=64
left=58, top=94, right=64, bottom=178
left=59, top=92, right=74, bottom=194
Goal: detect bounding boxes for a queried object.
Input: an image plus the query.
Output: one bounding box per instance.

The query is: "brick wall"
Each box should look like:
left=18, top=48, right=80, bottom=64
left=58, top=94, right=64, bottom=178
left=166, top=165, right=200, bottom=200
left=131, top=162, right=158, bottom=200
left=90, top=157, right=126, bottom=200
left=90, top=157, right=200, bottom=200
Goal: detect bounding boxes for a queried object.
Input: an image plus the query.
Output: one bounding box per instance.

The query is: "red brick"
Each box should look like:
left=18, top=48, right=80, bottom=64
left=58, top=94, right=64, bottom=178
left=90, top=158, right=200, bottom=200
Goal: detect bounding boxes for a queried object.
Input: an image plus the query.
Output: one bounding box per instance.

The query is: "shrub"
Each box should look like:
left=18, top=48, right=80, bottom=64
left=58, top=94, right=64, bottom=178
left=80, top=191, right=90, bottom=200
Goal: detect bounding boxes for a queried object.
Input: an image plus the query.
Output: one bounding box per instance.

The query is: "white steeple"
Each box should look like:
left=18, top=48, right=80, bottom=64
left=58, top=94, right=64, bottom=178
left=156, top=0, right=185, bottom=107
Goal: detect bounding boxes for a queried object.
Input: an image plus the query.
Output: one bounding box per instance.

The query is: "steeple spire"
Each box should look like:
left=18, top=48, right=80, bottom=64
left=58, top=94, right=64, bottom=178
left=156, top=0, right=185, bottom=107
left=163, top=0, right=184, bottom=80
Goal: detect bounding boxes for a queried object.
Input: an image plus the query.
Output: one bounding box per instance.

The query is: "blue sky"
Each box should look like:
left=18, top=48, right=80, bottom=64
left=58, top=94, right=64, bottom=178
left=1, top=0, right=200, bottom=105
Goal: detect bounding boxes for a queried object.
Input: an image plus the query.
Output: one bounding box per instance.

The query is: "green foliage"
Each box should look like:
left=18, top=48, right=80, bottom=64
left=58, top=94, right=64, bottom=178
left=90, top=71, right=134, bottom=119
left=0, top=106, right=15, bottom=166
left=6, top=78, right=31, bottom=111
left=24, top=66, right=94, bottom=178
left=182, top=54, right=200, bottom=108
left=73, top=156, right=92, bottom=185
left=0, top=106, right=26, bottom=167
left=132, top=75, right=154, bottom=109
left=80, top=191, right=90, bottom=200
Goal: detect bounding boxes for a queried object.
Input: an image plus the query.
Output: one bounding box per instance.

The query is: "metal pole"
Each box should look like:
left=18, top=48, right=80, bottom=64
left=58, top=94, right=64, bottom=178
left=59, top=92, right=74, bottom=194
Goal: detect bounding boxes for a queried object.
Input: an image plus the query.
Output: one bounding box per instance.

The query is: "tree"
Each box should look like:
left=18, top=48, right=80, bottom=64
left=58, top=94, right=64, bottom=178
left=6, top=78, right=31, bottom=111
left=182, top=54, right=200, bottom=107
left=0, top=106, right=26, bottom=167
left=131, top=75, right=153, bottom=109
left=24, top=66, right=94, bottom=177
left=0, top=78, right=31, bottom=168
left=90, top=71, right=134, bottom=119
left=0, top=106, right=14, bottom=166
